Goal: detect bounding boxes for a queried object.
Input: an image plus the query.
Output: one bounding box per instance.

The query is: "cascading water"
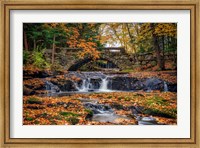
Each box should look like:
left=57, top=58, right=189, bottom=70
left=99, top=77, right=109, bottom=91
left=43, top=72, right=175, bottom=95
left=77, top=78, right=94, bottom=92
left=45, top=81, right=60, bottom=96
left=75, top=74, right=112, bottom=92
left=164, top=81, right=168, bottom=92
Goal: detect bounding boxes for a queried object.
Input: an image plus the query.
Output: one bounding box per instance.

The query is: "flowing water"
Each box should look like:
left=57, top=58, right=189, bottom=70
left=43, top=72, right=172, bottom=124
left=164, top=81, right=168, bottom=92
left=45, top=72, right=171, bottom=94
left=82, top=100, right=131, bottom=123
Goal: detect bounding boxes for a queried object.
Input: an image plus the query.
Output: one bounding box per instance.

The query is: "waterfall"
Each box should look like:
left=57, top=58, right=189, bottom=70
left=45, top=81, right=60, bottom=95
left=74, top=74, right=112, bottom=92
left=164, top=81, right=168, bottom=92
left=77, top=79, right=90, bottom=92
left=99, top=77, right=109, bottom=91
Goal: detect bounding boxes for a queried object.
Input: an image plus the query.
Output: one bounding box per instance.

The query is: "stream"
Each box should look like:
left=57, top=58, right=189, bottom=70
left=40, top=72, right=176, bottom=125
left=79, top=98, right=158, bottom=125
left=45, top=72, right=176, bottom=95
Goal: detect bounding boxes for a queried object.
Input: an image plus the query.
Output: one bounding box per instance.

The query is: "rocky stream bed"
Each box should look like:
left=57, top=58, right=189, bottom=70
left=23, top=71, right=177, bottom=125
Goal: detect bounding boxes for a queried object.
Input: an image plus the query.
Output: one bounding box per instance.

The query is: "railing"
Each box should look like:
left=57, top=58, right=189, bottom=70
left=45, top=47, right=125, bottom=53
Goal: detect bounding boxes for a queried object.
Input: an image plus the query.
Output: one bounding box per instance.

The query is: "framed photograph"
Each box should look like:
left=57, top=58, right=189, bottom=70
left=0, top=0, right=199, bottom=147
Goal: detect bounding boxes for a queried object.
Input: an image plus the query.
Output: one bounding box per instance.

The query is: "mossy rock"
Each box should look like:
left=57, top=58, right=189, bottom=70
left=26, top=117, right=34, bottom=121
left=85, top=109, right=93, bottom=120
left=85, top=109, right=93, bottom=116
left=59, top=112, right=79, bottom=117
left=107, top=95, right=113, bottom=99
left=146, top=96, right=169, bottom=106
left=111, top=103, right=124, bottom=110
left=124, top=96, right=131, bottom=101
left=118, top=97, right=124, bottom=100
left=26, top=97, right=43, bottom=104
left=143, top=108, right=176, bottom=118
left=66, top=117, right=79, bottom=125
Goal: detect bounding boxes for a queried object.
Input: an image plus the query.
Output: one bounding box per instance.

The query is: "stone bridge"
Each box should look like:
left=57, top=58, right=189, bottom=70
left=44, top=47, right=176, bottom=71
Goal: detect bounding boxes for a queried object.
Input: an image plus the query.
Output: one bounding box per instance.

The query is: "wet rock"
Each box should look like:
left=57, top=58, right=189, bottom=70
left=142, top=78, right=164, bottom=91
left=62, top=80, right=77, bottom=91
left=84, top=102, right=112, bottom=114
left=132, top=80, right=144, bottom=90
left=47, top=103, right=56, bottom=107
left=23, top=70, right=51, bottom=78
left=108, top=77, right=138, bottom=90
left=167, top=83, right=177, bottom=92
left=85, top=113, right=93, bottom=121
left=26, top=105, right=44, bottom=109
left=56, top=102, right=65, bottom=106
left=85, top=109, right=94, bottom=121
left=111, top=103, right=124, bottom=110
left=45, top=81, right=60, bottom=92
left=77, top=78, right=102, bottom=90
left=63, top=102, right=76, bottom=108
left=23, top=86, right=35, bottom=96
left=138, top=116, right=158, bottom=125
left=130, top=105, right=144, bottom=115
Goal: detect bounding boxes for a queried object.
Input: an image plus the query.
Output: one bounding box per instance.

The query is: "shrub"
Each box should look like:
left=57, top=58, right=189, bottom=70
left=32, top=47, right=50, bottom=69
left=23, top=50, right=31, bottom=65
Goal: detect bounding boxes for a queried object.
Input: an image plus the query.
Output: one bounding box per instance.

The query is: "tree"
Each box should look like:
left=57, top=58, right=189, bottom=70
left=42, top=23, right=68, bottom=64
left=66, top=23, right=101, bottom=60
left=150, top=23, right=164, bottom=70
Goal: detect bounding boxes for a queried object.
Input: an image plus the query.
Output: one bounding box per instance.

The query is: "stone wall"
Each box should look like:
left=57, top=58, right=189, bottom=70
left=44, top=48, right=177, bottom=70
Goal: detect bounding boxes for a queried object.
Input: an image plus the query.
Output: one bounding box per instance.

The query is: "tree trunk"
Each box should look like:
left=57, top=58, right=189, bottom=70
left=23, top=31, right=29, bottom=50
left=172, top=37, right=177, bottom=64
left=52, top=34, right=56, bottom=64
left=150, top=23, right=164, bottom=70
left=33, top=39, right=36, bottom=50
left=126, top=24, right=138, bottom=62
left=162, top=36, right=165, bottom=69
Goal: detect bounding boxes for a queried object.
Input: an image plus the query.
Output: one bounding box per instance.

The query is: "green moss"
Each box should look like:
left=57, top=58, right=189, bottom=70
left=53, top=115, right=62, bottom=120
left=59, top=112, right=79, bottom=117
left=118, top=97, right=124, bottom=100
left=121, top=69, right=135, bottom=73
left=151, top=61, right=157, bottom=66
left=133, top=93, right=145, bottom=97
left=107, top=95, right=112, bottom=99
left=146, top=96, right=169, bottom=106
left=66, top=117, right=79, bottom=125
left=40, top=113, right=48, bottom=118
left=124, top=96, right=131, bottom=101
left=111, top=103, right=123, bottom=110
left=34, top=120, right=40, bottom=124
left=143, top=108, right=176, bottom=119
left=27, top=97, right=42, bottom=104
left=26, top=117, right=34, bottom=121
left=85, top=109, right=93, bottom=116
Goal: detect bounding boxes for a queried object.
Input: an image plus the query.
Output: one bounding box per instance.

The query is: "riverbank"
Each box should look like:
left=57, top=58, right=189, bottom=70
left=23, top=91, right=177, bottom=125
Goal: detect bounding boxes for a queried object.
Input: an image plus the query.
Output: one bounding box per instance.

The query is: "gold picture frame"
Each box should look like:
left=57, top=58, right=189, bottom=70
left=0, top=0, right=199, bottom=147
